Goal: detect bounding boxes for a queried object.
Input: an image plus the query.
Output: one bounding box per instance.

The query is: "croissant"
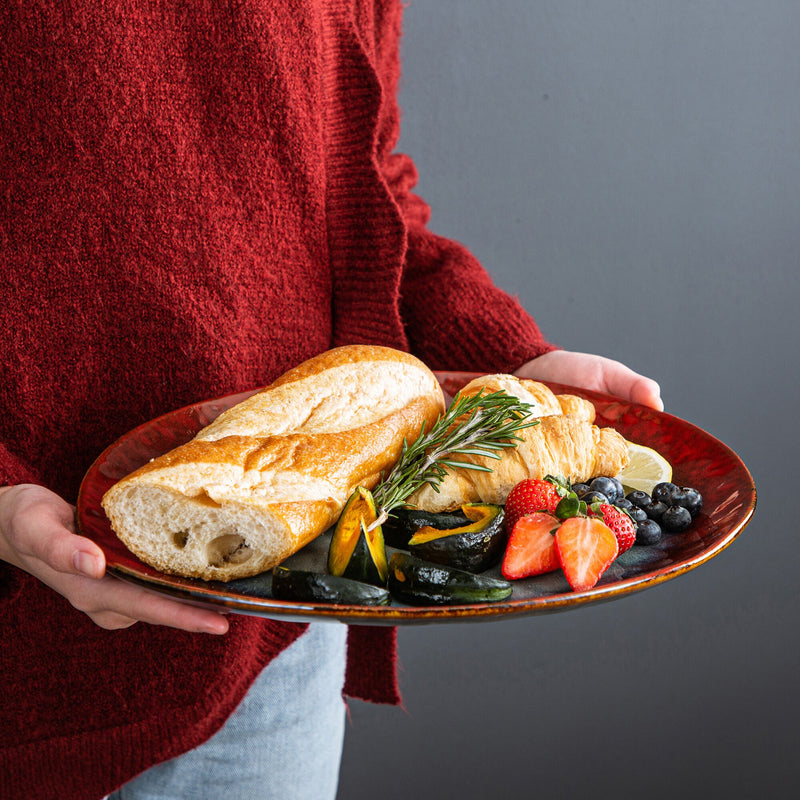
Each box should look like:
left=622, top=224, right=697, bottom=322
left=408, top=374, right=629, bottom=513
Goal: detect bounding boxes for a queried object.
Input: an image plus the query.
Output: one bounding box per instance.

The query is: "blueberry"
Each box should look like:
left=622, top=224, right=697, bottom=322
left=571, top=483, right=591, bottom=498
left=652, top=482, right=682, bottom=505
left=661, top=505, right=692, bottom=533
left=611, top=477, right=625, bottom=498
left=635, top=519, right=662, bottom=545
left=626, top=490, right=651, bottom=509
left=589, top=476, right=624, bottom=503
left=677, top=487, right=703, bottom=517
left=642, top=500, right=668, bottom=520
left=614, top=498, right=634, bottom=512
left=627, top=506, right=648, bottom=524
left=582, top=491, right=608, bottom=504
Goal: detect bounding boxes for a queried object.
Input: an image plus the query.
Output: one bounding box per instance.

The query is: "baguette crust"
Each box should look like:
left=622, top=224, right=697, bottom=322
left=102, top=345, right=445, bottom=581
left=408, top=374, right=629, bottom=512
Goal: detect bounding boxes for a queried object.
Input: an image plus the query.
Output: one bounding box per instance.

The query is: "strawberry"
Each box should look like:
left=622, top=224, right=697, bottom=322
left=501, top=512, right=561, bottom=580
left=554, top=516, right=619, bottom=592
left=504, top=479, right=563, bottom=531
left=589, top=502, right=636, bottom=555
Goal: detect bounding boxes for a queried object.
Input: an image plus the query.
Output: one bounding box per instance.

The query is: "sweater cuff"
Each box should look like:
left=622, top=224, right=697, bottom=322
left=0, top=442, right=41, bottom=487
left=343, top=625, right=401, bottom=705
left=400, top=232, right=557, bottom=374
left=412, top=292, right=558, bottom=375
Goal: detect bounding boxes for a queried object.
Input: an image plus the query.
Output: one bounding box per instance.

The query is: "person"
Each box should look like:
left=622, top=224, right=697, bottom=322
left=0, top=2, right=662, bottom=798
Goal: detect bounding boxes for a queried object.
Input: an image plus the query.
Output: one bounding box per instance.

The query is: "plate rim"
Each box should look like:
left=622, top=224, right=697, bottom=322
left=77, top=373, right=757, bottom=624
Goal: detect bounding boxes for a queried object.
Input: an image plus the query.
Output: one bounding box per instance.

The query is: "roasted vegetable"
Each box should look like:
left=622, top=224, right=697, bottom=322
left=328, top=486, right=388, bottom=585
left=381, top=506, right=471, bottom=548
left=407, top=503, right=507, bottom=572
left=387, top=552, right=513, bottom=606
left=271, top=566, right=390, bottom=606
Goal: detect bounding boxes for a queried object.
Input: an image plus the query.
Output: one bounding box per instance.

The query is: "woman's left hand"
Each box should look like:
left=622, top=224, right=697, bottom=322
left=514, top=350, right=664, bottom=411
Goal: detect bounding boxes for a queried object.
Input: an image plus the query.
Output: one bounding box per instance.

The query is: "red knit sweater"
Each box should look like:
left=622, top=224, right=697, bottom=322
left=0, top=2, right=553, bottom=798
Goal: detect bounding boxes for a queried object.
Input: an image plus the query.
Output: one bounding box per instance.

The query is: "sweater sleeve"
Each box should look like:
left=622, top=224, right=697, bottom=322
left=372, top=4, right=558, bottom=374
left=385, top=153, right=557, bottom=373
left=0, top=443, right=41, bottom=603
left=0, top=441, right=41, bottom=488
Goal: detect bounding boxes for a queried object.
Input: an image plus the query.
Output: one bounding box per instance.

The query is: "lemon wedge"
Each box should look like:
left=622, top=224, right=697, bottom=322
left=615, top=441, right=673, bottom=495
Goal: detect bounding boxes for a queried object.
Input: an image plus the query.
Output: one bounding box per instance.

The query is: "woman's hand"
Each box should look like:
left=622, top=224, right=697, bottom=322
left=0, top=484, right=229, bottom=635
left=514, top=350, right=664, bottom=411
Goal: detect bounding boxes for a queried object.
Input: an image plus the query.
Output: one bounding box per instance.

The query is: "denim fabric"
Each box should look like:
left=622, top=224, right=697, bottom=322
left=108, top=622, right=348, bottom=800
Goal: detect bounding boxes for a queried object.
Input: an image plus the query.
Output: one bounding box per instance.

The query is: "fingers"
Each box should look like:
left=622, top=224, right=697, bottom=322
left=515, top=351, right=664, bottom=411
left=64, top=572, right=230, bottom=634
left=32, top=560, right=230, bottom=635
left=602, top=364, right=664, bottom=412
left=628, top=376, right=664, bottom=412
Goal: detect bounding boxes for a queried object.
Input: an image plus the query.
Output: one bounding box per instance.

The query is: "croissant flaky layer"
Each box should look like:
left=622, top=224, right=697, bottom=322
left=102, top=345, right=445, bottom=581
left=408, top=374, right=629, bottom=513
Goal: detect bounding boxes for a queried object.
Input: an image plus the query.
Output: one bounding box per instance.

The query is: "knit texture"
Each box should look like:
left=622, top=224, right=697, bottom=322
left=0, top=2, right=553, bottom=798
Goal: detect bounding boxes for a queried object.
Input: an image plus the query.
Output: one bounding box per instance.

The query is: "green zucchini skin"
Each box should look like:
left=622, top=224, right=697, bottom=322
left=271, top=566, right=390, bottom=606
left=387, top=552, right=513, bottom=606
left=408, top=505, right=507, bottom=572
left=382, top=507, right=471, bottom=548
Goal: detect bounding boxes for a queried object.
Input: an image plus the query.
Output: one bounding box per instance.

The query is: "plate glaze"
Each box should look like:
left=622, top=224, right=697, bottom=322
left=77, top=373, right=756, bottom=624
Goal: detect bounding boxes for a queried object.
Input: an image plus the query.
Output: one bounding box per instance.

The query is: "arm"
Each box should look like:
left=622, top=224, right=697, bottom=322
left=387, top=152, right=557, bottom=374
left=366, top=7, right=555, bottom=374
left=390, top=161, right=663, bottom=410
left=383, top=155, right=663, bottom=408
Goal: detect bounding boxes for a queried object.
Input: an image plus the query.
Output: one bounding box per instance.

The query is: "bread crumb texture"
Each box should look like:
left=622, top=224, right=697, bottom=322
left=101, top=346, right=445, bottom=581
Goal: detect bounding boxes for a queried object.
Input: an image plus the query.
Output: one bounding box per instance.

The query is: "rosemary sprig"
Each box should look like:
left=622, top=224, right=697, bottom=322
left=369, top=389, right=538, bottom=529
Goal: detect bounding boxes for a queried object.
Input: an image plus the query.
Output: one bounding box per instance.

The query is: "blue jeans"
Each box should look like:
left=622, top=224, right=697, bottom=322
left=108, top=622, right=348, bottom=800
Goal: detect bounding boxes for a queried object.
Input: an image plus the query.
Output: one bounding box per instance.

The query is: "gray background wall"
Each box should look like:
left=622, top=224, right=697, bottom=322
left=339, top=2, right=799, bottom=798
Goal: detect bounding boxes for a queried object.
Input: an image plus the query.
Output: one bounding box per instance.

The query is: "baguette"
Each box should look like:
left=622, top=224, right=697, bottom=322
left=408, top=374, right=629, bottom=512
left=102, top=345, right=445, bottom=581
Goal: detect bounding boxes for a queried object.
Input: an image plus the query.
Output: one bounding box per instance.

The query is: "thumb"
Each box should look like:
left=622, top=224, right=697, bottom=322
left=34, top=512, right=107, bottom=580
left=2, top=486, right=106, bottom=579
left=70, top=539, right=107, bottom=579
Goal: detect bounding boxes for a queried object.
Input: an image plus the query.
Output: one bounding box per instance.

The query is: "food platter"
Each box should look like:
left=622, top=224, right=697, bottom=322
left=77, top=372, right=756, bottom=625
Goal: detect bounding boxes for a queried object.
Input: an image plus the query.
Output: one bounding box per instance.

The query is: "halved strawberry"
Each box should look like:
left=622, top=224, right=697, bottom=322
left=504, top=479, right=563, bottom=531
left=502, top=512, right=561, bottom=580
left=589, top=503, right=636, bottom=555
left=554, top=516, right=619, bottom=591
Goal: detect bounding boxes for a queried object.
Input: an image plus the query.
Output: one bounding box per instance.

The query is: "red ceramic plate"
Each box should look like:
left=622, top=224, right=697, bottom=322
left=77, top=372, right=756, bottom=625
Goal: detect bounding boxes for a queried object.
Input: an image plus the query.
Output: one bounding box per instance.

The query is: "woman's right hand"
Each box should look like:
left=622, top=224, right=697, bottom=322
left=0, top=484, right=229, bottom=635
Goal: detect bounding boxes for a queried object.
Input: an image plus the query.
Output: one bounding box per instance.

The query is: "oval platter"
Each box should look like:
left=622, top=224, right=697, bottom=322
left=77, top=372, right=756, bottom=625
